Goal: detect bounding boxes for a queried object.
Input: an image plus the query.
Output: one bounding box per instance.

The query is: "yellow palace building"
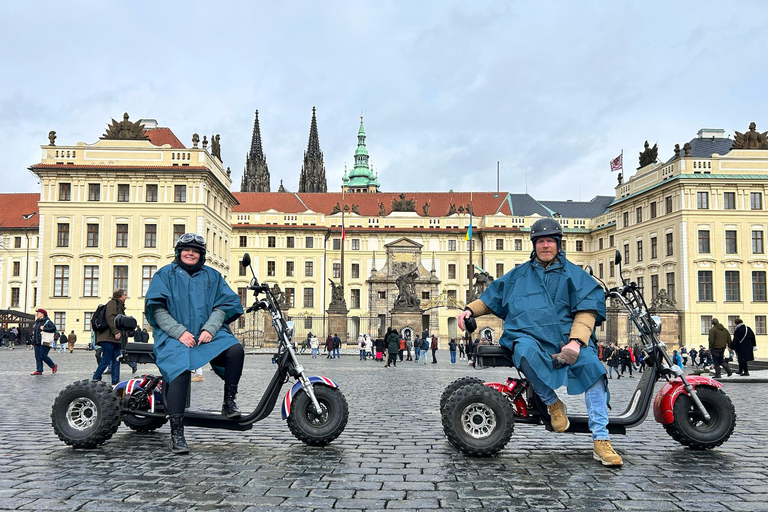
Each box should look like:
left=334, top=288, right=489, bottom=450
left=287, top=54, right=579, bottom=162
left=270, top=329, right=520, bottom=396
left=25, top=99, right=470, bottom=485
left=1, top=115, right=766, bottom=356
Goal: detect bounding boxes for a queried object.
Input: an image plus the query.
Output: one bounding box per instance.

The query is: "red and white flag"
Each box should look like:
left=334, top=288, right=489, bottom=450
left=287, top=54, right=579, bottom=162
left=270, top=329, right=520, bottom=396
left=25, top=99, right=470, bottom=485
left=610, top=153, right=623, bottom=172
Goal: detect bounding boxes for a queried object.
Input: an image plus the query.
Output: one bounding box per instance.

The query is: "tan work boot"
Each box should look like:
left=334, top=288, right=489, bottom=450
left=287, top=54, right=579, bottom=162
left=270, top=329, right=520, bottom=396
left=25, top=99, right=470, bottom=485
left=191, top=375, right=204, bottom=382
left=547, top=399, right=570, bottom=432
left=593, top=440, right=623, bottom=466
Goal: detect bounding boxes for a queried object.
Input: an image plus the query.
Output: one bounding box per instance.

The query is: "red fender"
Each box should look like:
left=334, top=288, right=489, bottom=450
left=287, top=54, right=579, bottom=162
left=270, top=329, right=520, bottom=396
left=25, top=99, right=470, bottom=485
left=652, top=376, right=723, bottom=425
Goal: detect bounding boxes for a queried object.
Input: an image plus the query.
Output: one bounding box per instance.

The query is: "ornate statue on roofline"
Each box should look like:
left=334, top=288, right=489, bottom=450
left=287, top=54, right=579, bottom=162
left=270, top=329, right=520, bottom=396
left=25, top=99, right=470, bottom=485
left=732, top=122, right=768, bottom=150
left=102, top=113, right=148, bottom=140
left=391, top=193, right=416, bottom=212
left=638, top=140, right=658, bottom=168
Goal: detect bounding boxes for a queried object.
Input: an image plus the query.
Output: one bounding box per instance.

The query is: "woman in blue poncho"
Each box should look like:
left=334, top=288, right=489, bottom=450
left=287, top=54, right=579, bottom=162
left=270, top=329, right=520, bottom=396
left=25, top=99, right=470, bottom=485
left=144, top=234, right=244, bottom=454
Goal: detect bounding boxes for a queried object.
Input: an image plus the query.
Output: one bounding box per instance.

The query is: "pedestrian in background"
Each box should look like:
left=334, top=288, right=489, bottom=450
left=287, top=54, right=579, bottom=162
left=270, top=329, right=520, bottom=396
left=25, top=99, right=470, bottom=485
left=731, top=317, right=756, bottom=376
left=67, top=330, right=77, bottom=353
left=93, top=288, right=127, bottom=385
left=458, top=337, right=465, bottom=360
left=405, top=335, right=413, bottom=361
left=31, top=308, right=57, bottom=375
left=325, top=334, right=334, bottom=358
left=449, top=338, right=457, bottom=364
left=332, top=333, right=341, bottom=359
left=310, top=333, right=319, bottom=358
left=358, top=334, right=366, bottom=361
left=385, top=327, right=399, bottom=368
left=431, top=334, right=438, bottom=364
left=419, top=336, right=429, bottom=364
left=606, top=342, right=621, bottom=379
left=708, top=318, right=733, bottom=379
left=57, top=331, right=67, bottom=353
left=413, top=334, right=421, bottom=362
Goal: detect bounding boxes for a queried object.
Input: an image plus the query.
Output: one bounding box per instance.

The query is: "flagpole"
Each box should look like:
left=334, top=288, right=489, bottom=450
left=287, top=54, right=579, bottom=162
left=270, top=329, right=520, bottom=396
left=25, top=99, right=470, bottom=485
left=341, top=187, right=345, bottom=296
left=468, top=189, right=473, bottom=301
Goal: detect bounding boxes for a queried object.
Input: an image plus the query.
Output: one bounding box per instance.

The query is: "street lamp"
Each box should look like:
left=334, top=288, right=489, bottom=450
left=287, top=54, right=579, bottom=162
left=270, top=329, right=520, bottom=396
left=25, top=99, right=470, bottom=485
left=22, top=212, right=37, bottom=312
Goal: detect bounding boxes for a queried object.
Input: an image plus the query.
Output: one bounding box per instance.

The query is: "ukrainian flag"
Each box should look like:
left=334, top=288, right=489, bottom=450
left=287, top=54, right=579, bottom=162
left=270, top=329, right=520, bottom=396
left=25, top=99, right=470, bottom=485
left=464, top=222, right=472, bottom=241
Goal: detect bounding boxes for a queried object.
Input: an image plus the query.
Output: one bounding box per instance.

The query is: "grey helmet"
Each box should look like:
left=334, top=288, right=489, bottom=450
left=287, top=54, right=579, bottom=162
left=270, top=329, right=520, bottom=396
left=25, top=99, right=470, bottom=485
left=529, top=218, right=563, bottom=258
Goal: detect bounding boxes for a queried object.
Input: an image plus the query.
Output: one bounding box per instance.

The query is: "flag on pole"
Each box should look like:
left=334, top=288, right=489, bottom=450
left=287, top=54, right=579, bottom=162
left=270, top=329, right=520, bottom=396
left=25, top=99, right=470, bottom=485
left=464, top=222, right=472, bottom=241
left=610, top=153, right=623, bottom=172
left=341, top=224, right=345, bottom=241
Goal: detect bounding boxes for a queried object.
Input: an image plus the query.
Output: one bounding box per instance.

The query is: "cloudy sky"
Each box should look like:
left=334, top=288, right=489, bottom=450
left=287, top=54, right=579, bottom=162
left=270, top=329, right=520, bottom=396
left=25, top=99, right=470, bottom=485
left=2, top=1, right=767, bottom=201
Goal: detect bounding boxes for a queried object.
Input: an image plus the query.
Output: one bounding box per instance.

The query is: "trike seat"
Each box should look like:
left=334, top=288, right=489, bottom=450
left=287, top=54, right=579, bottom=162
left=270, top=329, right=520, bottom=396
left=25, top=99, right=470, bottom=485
left=122, top=342, right=156, bottom=365
left=475, top=344, right=515, bottom=368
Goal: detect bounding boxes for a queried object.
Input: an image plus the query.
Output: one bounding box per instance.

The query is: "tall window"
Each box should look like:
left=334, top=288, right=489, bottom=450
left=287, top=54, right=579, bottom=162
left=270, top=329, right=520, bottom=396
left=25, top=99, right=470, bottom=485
left=496, top=263, right=504, bottom=278
left=636, top=277, right=644, bottom=299
left=350, top=289, right=361, bottom=309
left=496, top=239, right=504, bottom=250
left=665, top=196, right=673, bottom=214
left=54, top=265, right=69, bottom=297
left=59, top=183, right=71, bottom=201
left=305, top=236, right=313, bottom=249
left=116, top=224, right=128, bottom=247
left=701, top=315, right=713, bottom=335
left=142, top=266, right=156, bottom=296
left=650, top=274, right=659, bottom=299
left=609, top=260, right=615, bottom=277
left=609, top=235, right=615, bottom=247
left=332, top=263, right=341, bottom=279
left=351, top=263, right=360, bottom=279
left=753, top=271, right=767, bottom=302
left=666, top=233, right=674, bottom=256
left=303, top=288, right=314, bottom=308
left=599, top=238, right=604, bottom=250
left=268, top=236, right=276, bottom=248
left=286, top=261, right=295, bottom=277
left=12, top=261, right=20, bottom=276
left=622, top=212, right=630, bottom=227
left=725, top=230, right=738, bottom=254
left=146, top=184, right=158, bottom=202
left=723, top=192, right=736, bottom=209
left=86, top=224, right=99, bottom=247
left=636, top=207, right=642, bottom=223
left=56, top=223, right=69, bottom=247
left=83, top=265, right=99, bottom=297
left=174, top=185, right=187, bottom=202
left=650, top=202, right=657, bottom=219
left=698, top=271, right=713, bottom=301
left=144, top=224, right=157, bottom=248
left=698, top=230, right=710, bottom=253
left=332, top=239, right=341, bottom=250
left=305, top=260, right=313, bottom=277
left=11, top=287, right=19, bottom=308
left=666, top=272, right=675, bottom=303
left=448, top=240, right=457, bottom=251
left=598, top=263, right=604, bottom=279
left=751, top=192, right=763, bottom=210
left=576, top=240, right=583, bottom=252
left=117, top=184, right=130, bottom=202
left=267, top=261, right=275, bottom=276
left=238, top=262, right=246, bottom=277
left=753, top=230, right=764, bottom=254
left=351, top=239, right=360, bottom=250
left=725, top=271, right=740, bottom=301
left=623, top=243, right=630, bottom=264
left=636, top=240, right=643, bottom=262
left=756, top=316, right=767, bottom=335
left=697, top=191, right=708, bottom=209
left=650, top=237, right=657, bottom=259
left=113, top=265, right=128, bottom=291
left=54, top=313, right=66, bottom=332
left=173, top=224, right=185, bottom=245
left=14, top=237, right=21, bottom=248
left=284, top=288, right=295, bottom=308
left=239, top=236, right=247, bottom=248
left=88, top=184, right=100, bottom=201
left=287, top=237, right=295, bottom=249
left=448, top=263, right=456, bottom=280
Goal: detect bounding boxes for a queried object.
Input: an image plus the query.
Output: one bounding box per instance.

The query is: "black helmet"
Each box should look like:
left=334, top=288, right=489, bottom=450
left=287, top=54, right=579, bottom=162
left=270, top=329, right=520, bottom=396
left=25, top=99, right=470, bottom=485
left=175, top=233, right=207, bottom=256
left=530, top=218, right=563, bottom=241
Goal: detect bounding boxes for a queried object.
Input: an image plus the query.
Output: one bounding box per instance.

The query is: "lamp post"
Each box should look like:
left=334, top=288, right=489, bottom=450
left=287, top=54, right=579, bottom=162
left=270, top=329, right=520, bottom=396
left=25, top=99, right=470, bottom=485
left=22, top=212, right=37, bottom=312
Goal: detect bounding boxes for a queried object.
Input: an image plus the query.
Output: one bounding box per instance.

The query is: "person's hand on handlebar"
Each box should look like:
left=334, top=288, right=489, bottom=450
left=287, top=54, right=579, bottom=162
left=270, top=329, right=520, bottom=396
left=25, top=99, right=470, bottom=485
left=458, top=309, right=472, bottom=331
left=179, top=331, right=197, bottom=348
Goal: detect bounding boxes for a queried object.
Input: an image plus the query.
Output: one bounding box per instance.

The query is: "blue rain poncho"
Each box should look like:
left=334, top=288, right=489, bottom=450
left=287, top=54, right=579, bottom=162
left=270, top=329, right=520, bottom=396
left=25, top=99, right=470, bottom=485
left=479, top=253, right=606, bottom=394
left=145, top=263, right=244, bottom=383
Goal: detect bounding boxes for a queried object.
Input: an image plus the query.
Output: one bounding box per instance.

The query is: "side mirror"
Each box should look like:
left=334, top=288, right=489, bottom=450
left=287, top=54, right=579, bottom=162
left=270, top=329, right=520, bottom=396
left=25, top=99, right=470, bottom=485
left=584, top=265, right=593, bottom=276
left=651, top=316, right=662, bottom=334
left=241, top=253, right=251, bottom=268
left=614, top=249, right=622, bottom=265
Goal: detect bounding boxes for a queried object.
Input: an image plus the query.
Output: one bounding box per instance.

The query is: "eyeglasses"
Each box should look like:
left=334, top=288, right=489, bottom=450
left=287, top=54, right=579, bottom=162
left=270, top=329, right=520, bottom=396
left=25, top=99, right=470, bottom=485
left=178, top=233, right=206, bottom=245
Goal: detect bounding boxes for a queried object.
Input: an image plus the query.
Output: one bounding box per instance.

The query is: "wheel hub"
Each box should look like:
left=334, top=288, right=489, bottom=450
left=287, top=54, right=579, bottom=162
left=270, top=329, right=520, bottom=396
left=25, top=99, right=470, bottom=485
left=460, top=403, right=497, bottom=438
left=66, top=397, right=98, bottom=430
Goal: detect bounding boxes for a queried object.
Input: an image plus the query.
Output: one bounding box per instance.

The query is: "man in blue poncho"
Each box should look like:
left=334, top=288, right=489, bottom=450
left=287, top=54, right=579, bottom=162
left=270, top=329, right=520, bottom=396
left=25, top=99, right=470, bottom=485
left=145, top=233, right=244, bottom=454
left=458, top=218, right=622, bottom=466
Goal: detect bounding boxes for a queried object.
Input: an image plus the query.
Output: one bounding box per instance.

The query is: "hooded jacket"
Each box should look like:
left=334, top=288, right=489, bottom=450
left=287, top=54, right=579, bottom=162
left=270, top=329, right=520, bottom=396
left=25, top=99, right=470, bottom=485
left=708, top=323, right=731, bottom=350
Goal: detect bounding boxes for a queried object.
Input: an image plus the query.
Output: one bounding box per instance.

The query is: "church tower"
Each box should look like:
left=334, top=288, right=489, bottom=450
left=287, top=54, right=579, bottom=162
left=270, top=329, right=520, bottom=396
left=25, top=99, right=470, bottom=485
left=342, top=116, right=380, bottom=193
left=298, top=107, right=327, bottom=193
left=241, top=110, right=270, bottom=192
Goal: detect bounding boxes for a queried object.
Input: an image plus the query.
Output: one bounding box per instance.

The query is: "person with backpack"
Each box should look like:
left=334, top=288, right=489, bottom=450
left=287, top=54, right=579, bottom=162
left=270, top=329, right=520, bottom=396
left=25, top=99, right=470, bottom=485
left=419, top=336, right=429, bottom=364
left=92, top=289, right=127, bottom=385
left=57, top=331, right=68, bottom=353
left=448, top=338, right=457, bottom=364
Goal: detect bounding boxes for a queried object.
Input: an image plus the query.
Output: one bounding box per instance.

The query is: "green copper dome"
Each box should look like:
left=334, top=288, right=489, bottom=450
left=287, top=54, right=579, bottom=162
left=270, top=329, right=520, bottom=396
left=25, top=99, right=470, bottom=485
left=342, top=116, right=379, bottom=192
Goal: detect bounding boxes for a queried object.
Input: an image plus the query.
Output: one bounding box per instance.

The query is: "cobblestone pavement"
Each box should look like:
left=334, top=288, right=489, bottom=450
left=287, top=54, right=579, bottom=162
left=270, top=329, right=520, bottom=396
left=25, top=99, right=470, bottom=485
left=1, top=347, right=766, bottom=511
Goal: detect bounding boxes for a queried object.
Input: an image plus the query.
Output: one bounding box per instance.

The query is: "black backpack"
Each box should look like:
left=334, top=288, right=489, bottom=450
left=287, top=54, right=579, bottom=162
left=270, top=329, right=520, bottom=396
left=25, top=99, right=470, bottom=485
left=91, top=303, right=109, bottom=333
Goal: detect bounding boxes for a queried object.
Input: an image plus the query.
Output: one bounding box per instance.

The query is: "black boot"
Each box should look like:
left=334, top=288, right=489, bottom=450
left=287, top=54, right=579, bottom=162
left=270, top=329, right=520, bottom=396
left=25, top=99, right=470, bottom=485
left=222, top=384, right=241, bottom=418
left=169, top=415, right=189, bottom=455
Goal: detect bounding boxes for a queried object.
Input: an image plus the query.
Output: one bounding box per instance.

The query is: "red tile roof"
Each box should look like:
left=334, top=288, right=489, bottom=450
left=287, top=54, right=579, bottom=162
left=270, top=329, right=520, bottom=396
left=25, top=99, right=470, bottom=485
left=146, top=127, right=186, bottom=149
left=0, top=194, right=40, bottom=229
left=232, top=192, right=510, bottom=217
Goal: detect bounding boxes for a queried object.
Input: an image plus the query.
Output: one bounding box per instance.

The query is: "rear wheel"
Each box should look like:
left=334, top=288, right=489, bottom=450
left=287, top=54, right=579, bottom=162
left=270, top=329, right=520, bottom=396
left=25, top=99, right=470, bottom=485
left=122, top=391, right=167, bottom=432
left=440, top=376, right=485, bottom=412
left=665, top=386, right=736, bottom=449
left=442, top=382, right=514, bottom=456
left=287, top=386, right=349, bottom=446
left=51, top=380, right=121, bottom=449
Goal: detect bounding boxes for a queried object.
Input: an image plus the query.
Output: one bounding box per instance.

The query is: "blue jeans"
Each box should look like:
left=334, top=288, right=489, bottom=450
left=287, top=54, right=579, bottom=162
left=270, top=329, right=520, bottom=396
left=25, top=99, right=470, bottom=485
left=359, top=349, right=366, bottom=360
left=414, top=347, right=421, bottom=361
left=93, top=342, right=121, bottom=385
left=418, top=349, right=428, bottom=363
left=608, top=365, right=621, bottom=379
left=333, top=347, right=340, bottom=358
left=34, top=345, right=55, bottom=372
left=450, top=350, right=457, bottom=363
left=311, top=348, right=318, bottom=358
left=518, top=357, right=610, bottom=441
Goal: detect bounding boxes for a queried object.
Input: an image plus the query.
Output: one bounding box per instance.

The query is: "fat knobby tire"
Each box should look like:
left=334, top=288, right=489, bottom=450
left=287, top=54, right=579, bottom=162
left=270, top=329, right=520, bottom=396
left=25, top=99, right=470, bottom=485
left=442, top=382, right=515, bottom=457
left=287, top=386, right=349, bottom=446
left=440, top=376, right=486, bottom=412
left=665, top=386, right=736, bottom=449
left=122, top=413, right=167, bottom=432
left=51, top=379, right=122, bottom=449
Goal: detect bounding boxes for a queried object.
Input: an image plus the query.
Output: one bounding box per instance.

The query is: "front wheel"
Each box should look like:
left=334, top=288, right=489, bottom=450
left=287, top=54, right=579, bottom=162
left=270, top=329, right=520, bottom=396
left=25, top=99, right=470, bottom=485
left=51, top=380, right=122, bottom=449
left=442, top=382, right=515, bottom=456
left=287, top=386, right=349, bottom=446
left=665, top=386, right=736, bottom=449
left=440, top=376, right=485, bottom=413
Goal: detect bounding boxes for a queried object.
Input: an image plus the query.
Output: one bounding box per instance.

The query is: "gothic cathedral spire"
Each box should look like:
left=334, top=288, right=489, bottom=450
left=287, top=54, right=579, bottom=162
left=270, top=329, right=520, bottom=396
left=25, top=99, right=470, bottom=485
left=241, top=110, right=271, bottom=192
left=298, top=106, right=327, bottom=193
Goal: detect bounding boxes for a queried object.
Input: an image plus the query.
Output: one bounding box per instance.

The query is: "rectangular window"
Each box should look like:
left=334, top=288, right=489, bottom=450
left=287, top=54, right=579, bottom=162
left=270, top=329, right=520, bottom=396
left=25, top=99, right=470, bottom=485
left=701, top=315, right=713, bottom=335
left=239, top=236, right=247, bottom=248
left=116, top=224, right=128, bottom=248
left=637, top=277, right=644, bottom=298
left=636, top=240, right=643, bottom=262
left=576, top=240, right=583, bottom=252
left=651, top=274, right=659, bottom=300
left=650, top=237, right=657, bottom=259
left=284, top=288, right=295, bottom=308
left=666, top=272, right=675, bottom=303
left=598, top=263, right=604, bottom=279
left=609, top=235, right=615, bottom=247
left=142, top=265, right=156, bottom=296
left=725, top=271, right=740, bottom=301
left=666, top=233, right=673, bottom=256
left=650, top=202, right=657, bottom=219
left=609, top=260, right=615, bottom=278
left=286, top=261, right=294, bottom=277
left=54, top=265, right=69, bottom=297
left=698, top=271, right=713, bottom=301
left=697, top=191, right=709, bottom=209
left=305, top=260, right=313, bottom=277
left=723, top=192, right=736, bottom=210
left=756, top=316, right=767, bottom=335
left=332, top=239, right=341, bottom=250
left=238, top=262, right=246, bottom=277
left=303, top=288, right=314, bottom=308
left=305, top=236, right=314, bottom=249
left=83, top=265, right=99, bottom=297
left=117, top=184, right=130, bottom=202
left=725, top=230, right=738, bottom=254
left=145, top=184, right=158, bottom=202
left=332, top=263, right=341, bottom=279
left=86, top=224, right=99, bottom=247
left=174, top=185, right=186, bottom=202
left=665, top=196, right=673, bottom=214
left=287, top=236, right=295, bottom=249
left=113, top=265, right=128, bottom=292
left=623, top=211, right=629, bottom=227
left=144, top=224, right=157, bottom=248
left=378, top=291, right=387, bottom=300
left=268, top=236, right=276, bottom=248
left=12, top=261, right=20, bottom=277
left=599, top=238, right=604, bottom=250
left=623, top=244, right=630, bottom=265
left=350, top=289, right=361, bottom=309
left=422, top=291, right=430, bottom=301
left=448, top=240, right=457, bottom=251
left=753, top=231, right=764, bottom=254
left=351, top=263, right=360, bottom=279
left=751, top=192, right=763, bottom=210
left=514, top=239, right=522, bottom=251
left=59, top=183, right=71, bottom=201
left=636, top=207, right=642, bottom=223
left=57, top=223, right=69, bottom=247
left=351, top=239, right=360, bottom=250
left=54, top=313, right=66, bottom=332
left=304, top=317, right=312, bottom=329
left=173, top=224, right=185, bottom=245
left=698, top=230, right=710, bottom=253
left=88, top=184, right=100, bottom=201
left=14, top=237, right=21, bottom=248
left=753, top=271, right=767, bottom=302
left=496, top=239, right=504, bottom=250
left=496, top=263, right=504, bottom=279
left=448, top=263, right=456, bottom=280
left=267, top=261, right=275, bottom=277
left=11, top=287, right=19, bottom=308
